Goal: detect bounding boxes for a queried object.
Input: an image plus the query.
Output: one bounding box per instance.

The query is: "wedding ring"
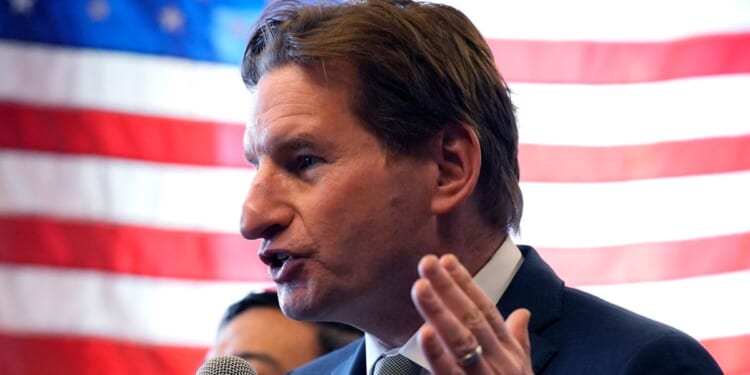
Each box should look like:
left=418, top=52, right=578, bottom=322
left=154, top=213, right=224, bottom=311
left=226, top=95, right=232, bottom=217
left=457, top=344, right=483, bottom=367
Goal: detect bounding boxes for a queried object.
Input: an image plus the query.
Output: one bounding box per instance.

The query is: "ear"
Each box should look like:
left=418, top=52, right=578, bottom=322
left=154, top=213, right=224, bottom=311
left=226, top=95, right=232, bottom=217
left=430, top=122, right=481, bottom=215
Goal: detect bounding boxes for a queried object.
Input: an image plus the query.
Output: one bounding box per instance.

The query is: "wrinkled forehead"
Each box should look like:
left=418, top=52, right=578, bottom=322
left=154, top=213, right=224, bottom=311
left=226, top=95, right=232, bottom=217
left=242, top=67, right=297, bottom=162
left=242, top=62, right=358, bottom=159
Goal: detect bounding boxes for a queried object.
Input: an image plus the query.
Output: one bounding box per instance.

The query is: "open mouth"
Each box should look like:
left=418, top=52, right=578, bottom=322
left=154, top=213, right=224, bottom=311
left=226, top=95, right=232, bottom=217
left=267, top=252, right=292, bottom=268
left=259, top=249, right=295, bottom=269
left=259, top=249, right=306, bottom=283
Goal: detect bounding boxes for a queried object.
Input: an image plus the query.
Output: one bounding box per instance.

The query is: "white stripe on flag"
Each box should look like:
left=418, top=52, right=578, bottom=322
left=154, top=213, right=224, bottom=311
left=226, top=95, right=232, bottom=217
left=0, top=41, right=252, bottom=124
left=0, top=151, right=251, bottom=233
left=0, top=264, right=269, bottom=346
left=581, top=270, right=750, bottom=340
left=519, top=172, right=750, bottom=248
left=0, top=265, right=745, bottom=346
left=513, top=76, right=750, bottom=146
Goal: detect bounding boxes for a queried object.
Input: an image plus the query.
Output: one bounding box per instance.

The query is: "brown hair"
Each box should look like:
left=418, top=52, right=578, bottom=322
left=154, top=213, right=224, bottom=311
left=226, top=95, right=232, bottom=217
left=241, top=0, right=523, bottom=232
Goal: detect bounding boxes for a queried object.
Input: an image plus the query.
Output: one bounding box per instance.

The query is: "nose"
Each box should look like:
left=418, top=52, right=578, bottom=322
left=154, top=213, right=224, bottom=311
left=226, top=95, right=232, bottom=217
left=240, top=166, right=293, bottom=240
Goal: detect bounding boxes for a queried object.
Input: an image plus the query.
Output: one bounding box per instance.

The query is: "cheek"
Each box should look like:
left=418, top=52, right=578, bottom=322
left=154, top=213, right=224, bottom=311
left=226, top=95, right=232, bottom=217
left=297, top=178, right=394, bottom=258
left=310, top=169, right=391, bottom=218
left=299, top=162, right=432, bottom=252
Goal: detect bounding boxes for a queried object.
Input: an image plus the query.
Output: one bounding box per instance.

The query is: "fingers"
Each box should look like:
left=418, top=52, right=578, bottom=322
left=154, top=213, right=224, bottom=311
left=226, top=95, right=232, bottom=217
left=417, top=322, right=463, bottom=373
left=412, top=253, right=534, bottom=375
left=439, top=254, right=515, bottom=346
left=412, top=277, right=490, bottom=374
left=411, top=275, right=480, bottom=364
left=413, top=255, right=501, bottom=358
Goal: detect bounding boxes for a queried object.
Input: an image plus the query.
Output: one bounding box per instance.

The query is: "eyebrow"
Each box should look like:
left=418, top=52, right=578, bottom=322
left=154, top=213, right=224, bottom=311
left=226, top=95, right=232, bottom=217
left=244, top=133, right=321, bottom=165
left=234, top=351, right=284, bottom=371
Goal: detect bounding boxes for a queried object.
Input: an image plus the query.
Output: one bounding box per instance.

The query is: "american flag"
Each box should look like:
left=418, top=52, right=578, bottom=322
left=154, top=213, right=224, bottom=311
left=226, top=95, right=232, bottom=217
left=0, top=1, right=748, bottom=374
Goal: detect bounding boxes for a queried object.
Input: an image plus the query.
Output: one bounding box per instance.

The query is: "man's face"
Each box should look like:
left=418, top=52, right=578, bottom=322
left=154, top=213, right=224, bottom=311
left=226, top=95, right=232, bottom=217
left=241, top=63, right=439, bottom=326
left=209, top=307, right=321, bottom=375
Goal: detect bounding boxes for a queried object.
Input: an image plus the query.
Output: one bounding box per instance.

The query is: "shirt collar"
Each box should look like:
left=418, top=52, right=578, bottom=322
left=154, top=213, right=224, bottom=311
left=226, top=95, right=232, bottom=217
left=364, top=236, right=523, bottom=374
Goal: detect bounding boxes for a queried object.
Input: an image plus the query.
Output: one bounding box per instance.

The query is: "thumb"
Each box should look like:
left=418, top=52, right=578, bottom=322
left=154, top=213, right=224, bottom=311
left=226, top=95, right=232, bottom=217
left=506, top=308, right=531, bottom=355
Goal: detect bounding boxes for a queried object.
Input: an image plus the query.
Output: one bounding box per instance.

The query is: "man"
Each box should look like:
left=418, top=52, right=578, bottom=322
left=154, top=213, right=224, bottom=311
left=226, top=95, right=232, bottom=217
left=208, top=290, right=362, bottom=375
left=238, top=0, right=723, bottom=374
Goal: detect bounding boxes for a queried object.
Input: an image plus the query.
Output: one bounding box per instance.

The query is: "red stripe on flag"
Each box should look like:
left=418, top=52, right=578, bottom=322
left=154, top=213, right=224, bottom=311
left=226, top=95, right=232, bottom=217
left=489, top=32, right=750, bottom=83
left=0, top=101, right=246, bottom=167
left=538, top=232, right=750, bottom=286
left=4, top=102, right=750, bottom=183
left=701, top=334, right=750, bottom=375
left=519, top=135, right=750, bottom=182
left=0, top=215, right=268, bottom=282
left=2, top=215, right=748, bottom=285
left=0, top=333, right=207, bottom=375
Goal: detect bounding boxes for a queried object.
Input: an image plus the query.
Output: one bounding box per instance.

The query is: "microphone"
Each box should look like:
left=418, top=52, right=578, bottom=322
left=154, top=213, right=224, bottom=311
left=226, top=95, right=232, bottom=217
left=196, top=355, right=258, bottom=375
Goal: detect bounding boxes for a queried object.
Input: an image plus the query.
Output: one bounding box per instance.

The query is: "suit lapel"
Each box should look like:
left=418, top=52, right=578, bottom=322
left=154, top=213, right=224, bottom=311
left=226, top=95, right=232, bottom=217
left=498, top=245, right=562, bottom=373
left=528, top=333, right=556, bottom=374
left=330, top=339, right=367, bottom=375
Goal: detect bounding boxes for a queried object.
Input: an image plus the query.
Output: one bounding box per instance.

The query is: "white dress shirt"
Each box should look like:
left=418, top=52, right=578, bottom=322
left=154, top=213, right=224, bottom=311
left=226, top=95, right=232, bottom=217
left=364, top=237, right=524, bottom=374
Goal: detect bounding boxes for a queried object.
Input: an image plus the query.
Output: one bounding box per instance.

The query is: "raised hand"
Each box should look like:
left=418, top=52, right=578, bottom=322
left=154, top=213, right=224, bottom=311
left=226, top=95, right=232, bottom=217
left=411, top=254, right=534, bottom=375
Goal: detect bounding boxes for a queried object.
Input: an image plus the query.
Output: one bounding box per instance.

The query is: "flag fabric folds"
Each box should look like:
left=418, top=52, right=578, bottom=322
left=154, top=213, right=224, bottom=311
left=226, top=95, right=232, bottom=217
left=1, top=1, right=749, bottom=374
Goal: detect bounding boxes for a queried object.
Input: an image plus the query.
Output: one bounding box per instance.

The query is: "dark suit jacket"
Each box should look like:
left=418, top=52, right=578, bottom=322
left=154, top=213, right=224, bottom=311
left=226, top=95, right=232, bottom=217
left=289, top=246, right=723, bottom=374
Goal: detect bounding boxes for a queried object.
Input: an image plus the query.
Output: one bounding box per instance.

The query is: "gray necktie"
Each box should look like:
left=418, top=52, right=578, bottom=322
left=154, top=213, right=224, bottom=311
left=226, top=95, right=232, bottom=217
left=372, top=354, right=423, bottom=375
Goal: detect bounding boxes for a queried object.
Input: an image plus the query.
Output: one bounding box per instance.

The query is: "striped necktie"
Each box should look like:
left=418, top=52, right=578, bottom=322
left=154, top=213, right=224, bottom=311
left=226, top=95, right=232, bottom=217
left=372, top=354, right=423, bottom=375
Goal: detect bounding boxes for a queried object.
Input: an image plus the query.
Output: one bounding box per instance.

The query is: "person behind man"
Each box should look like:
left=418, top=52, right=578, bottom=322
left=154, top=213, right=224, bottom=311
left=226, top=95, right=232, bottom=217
left=237, top=0, right=723, bottom=374
left=208, top=290, right=362, bottom=375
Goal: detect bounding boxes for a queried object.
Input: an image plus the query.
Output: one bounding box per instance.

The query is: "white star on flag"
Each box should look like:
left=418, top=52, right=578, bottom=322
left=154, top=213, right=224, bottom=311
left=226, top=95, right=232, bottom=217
left=159, top=6, right=184, bottom=33
left=8, top=0, right=34, bottom=14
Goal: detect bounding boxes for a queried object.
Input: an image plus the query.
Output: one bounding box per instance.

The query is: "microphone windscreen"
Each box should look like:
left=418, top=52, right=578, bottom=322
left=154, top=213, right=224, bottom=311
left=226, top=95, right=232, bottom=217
left=196, top=355, right=258, bottom=375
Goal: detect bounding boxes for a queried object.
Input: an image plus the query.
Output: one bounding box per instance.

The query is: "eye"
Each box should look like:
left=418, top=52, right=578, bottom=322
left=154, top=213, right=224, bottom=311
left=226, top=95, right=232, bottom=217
left=290, top=155, right=324, bottom=172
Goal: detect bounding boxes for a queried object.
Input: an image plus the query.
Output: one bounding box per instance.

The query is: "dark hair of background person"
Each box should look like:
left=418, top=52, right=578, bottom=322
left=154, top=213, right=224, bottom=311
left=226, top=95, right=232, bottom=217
left=219, top=290, right=363, bottom=354
left=240, top=0, right=523, bottom=233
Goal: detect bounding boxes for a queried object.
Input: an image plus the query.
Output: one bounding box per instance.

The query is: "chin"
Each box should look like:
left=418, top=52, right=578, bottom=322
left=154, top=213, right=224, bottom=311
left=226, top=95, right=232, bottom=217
left=277, top=284, right=317, bottom=320
left=278, top=284, right=344, bottom=323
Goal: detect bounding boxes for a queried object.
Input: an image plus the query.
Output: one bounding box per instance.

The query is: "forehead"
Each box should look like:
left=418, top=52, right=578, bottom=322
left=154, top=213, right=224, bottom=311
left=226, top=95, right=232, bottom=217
left=243, top=63, right=357, bottom=158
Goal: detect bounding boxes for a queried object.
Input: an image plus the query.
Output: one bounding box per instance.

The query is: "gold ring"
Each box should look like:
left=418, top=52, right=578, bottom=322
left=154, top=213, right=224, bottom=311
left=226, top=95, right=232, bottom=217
left=457, top=344, right=483, bottom=367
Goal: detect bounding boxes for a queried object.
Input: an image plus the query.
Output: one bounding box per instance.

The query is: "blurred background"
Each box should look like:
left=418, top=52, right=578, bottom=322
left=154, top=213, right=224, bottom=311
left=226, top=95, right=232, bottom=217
left=1, top=0, right=749, bottom=374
